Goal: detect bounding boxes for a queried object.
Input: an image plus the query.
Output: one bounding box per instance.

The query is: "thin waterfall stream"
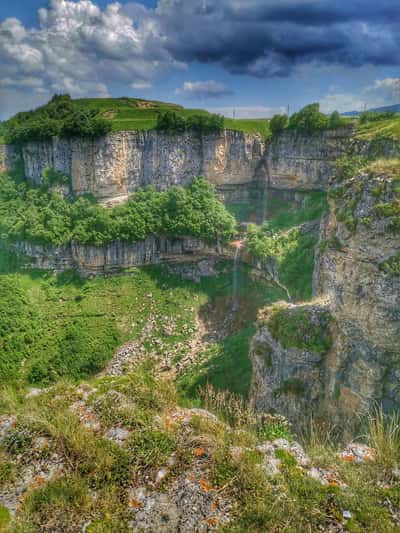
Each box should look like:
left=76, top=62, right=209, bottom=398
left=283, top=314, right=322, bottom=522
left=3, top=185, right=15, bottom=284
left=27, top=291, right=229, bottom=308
left=231, top=244, right=241, bottom=311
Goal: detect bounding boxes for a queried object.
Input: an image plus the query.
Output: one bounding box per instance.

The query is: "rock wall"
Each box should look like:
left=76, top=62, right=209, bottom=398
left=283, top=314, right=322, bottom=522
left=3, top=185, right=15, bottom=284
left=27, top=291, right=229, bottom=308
left=19, top=130, right=265, bottom=201
left=313, top=168, right=400, bottom=415
left=250, top=302, right=331, bottom=424
left=0, top=144, right=18, bottom=174
left=13, top=236, right=223, bottom=275
left=260, top=128, right=400, bottom=192
left=250, top=166, right=400, bottom=423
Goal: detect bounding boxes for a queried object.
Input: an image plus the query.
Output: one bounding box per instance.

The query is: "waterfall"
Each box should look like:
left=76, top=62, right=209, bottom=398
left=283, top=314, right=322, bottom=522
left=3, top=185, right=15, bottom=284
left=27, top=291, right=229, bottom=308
left=232, top=245, right=241, bottom=311
left=261, top=183, right=268, bottom=224
left=261, top=161, right=271, bottom=224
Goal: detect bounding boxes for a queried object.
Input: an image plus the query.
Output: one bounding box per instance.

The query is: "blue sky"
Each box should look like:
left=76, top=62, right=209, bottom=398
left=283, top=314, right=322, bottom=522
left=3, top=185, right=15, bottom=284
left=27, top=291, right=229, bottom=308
left=0, top=0, right=399, bottom=120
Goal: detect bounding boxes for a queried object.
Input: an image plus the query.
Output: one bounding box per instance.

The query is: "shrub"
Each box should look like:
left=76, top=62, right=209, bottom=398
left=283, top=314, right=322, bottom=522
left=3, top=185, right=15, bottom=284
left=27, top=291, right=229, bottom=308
left=156, top=111, right=224, bottom=135
left=270, top=114, right=288, bottom=135
left=288, top=103, right=329, bottom=133
left=328, top=111, right=346, bottom=129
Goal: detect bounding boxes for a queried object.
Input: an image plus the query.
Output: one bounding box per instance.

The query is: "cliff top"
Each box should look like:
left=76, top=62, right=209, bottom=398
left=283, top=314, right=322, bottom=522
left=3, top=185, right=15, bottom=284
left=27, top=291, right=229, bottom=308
left=0, top=96, right=270, bottom=144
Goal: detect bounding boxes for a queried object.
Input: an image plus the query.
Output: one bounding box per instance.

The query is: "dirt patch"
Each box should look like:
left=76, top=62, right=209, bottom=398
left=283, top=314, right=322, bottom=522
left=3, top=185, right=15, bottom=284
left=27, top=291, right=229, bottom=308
left=136, top=100, right=157, bottom=109
left=101, top=110, right=117, bottom=119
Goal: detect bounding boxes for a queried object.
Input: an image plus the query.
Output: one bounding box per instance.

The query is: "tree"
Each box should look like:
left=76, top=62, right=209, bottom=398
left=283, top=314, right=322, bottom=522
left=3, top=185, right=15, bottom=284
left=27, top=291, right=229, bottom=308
left=288, top=103, right=329, bottom=133
left=328, top=111, right=345, bottom=129
left=270, top=114, right=289, bottom=135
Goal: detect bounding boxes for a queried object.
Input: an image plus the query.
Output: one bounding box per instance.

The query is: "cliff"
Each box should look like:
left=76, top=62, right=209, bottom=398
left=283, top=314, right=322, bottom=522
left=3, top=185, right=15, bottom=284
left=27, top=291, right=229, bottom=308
left=17, top=130, right=265, bottom=201
left=250, top=163, right=400, bottom=423
left=260, top=128, right=400, bottom=192
left=13, top=236, right=224, bottom=275
left=0, top=144, right=18, bottom=174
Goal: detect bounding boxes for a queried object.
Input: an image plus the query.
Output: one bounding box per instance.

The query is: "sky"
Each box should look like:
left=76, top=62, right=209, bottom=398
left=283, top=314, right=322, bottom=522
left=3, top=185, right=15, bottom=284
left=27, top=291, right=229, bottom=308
left=0, top=0, right=399, bottom=120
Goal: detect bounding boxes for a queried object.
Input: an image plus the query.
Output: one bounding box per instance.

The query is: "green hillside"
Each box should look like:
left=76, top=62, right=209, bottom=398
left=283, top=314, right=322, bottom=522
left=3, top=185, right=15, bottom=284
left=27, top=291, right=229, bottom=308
left=1, top=96, right=271, bottom=143
left=75, top=97, right=271, bottom=137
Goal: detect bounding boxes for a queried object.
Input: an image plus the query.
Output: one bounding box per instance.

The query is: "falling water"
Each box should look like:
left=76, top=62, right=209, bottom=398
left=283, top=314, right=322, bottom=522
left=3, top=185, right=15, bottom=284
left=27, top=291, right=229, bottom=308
left=261, top=161, right=271, bottom=224
left=232, top=245, right=241, bottom=311
left=261, top=183, right=268, bottom=224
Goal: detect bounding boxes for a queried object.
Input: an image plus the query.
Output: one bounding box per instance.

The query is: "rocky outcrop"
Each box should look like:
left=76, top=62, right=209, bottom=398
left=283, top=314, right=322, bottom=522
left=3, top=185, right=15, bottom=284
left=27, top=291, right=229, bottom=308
left=250, top=164, right=400, bottom=422
left=0, top=144, right=18, bottom=174
left=261, top=128, right=400, bottom=192
left=261, top=127, right=354, bottom=191
left=313, top=166, right=400, bottom=414
left=13, top=236, right=224, bottom=275
left=250, top=301, right=333, bottom=424
left=18, top=130, right=265, bottom=201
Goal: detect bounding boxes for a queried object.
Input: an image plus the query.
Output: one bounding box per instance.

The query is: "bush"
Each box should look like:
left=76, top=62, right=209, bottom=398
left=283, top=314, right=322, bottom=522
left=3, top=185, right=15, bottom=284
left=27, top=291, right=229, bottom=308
left=288, top=103, right=329, bottom=133
left=270, top=114, right=289, bottom=135
left=156, top=111, right=224, bottom=135
left=328, top=111, right=346, bottom=129
left=3, top=94, right=111, bottom=144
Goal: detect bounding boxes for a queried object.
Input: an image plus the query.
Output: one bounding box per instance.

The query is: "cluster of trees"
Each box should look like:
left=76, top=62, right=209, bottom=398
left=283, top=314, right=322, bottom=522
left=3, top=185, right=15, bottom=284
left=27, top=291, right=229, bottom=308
left=0, top=174, right=236, bottom=247
left=269, top=104, right=346, bottom=135
left=3, top=95, right=112, bottom=144
left=156, top=111, right=224, bottom=135
left=359, top=110, right=397, bottom=124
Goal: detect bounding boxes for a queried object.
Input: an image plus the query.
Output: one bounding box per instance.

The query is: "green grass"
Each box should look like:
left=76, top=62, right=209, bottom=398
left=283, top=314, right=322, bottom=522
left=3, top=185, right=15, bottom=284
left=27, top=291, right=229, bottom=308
left=177, top=263, right=286, bottom=400
left=0, top=258, right=285, bottom=394
left=354, top=116, right=400, bottom=140
left=266, top=303, right=333, bottom=353
left=73, top=97, right=270, bottom=137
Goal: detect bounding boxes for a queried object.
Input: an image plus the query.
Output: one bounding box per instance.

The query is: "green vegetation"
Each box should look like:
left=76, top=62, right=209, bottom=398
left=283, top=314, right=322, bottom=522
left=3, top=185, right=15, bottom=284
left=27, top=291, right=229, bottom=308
left=0, top=265, right=197, bottom=386
left=266, top=304, right=333, bottom=353
left=156, top=110, right=224, bottom=135
left=381, top=252, right=400, bottom=275
left=177, top=264, right=285, bottom=400
left=354, top=114, right=400, bottom=141
left=360, top=110, right=397, bottom=124
left=269, top=114, right=288, bottom=135
left=245, top=225, right=318, bottom=300
left=328, top=110, right=346, bottom=129
left=3, top=95, right=271, bottom=141
left=0, top=174, right=236, bottom=246
left=3, top=94, right=111, bottom=144
left=2, top=370, right=400, bottom=531
left=288, top=103, right=329, bottom=133
left=331, top=157, right=400, bottom=233
left=270, top=104, right=349, bottom=137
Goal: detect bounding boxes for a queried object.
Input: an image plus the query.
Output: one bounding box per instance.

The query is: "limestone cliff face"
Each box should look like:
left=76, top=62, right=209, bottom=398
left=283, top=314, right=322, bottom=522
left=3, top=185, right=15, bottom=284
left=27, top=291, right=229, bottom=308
left=19, top=130, right=265, bottom=201
left=0, top=144, right=18, bottom=174
left=261, top=128, right=353, bottom=191
left=261, top=128, right=400, bottom=192
left=250, top=302, right=331, bottom=423
left=250, top=166, right=400, bottom=422
left=313, top=167, right=400, bottom=414
left=13, top=236, right=222, bottom=275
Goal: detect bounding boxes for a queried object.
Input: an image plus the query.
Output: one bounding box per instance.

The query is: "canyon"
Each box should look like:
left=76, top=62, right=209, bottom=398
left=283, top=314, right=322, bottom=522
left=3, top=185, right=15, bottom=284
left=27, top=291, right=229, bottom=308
left=1, top=126, right=400, bottom=425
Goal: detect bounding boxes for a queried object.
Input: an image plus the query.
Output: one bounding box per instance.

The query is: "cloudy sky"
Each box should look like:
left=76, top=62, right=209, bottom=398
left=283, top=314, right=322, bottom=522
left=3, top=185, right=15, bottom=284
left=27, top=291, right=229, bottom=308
left=0, top=0, right=399, bottom=120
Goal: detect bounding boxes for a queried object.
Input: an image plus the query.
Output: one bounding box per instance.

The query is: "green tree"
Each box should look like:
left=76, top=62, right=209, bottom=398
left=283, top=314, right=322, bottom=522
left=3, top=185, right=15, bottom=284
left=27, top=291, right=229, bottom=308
left=270, top=114, right=289, bottom=135
left=288, top=103, right=328, bottom=133
left=328, top=111, right=345, bottom=129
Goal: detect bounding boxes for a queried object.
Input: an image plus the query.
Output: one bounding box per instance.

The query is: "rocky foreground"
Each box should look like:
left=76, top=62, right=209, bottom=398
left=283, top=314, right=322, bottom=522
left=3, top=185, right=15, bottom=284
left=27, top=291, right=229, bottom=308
left=1, top=367, right=400, bottom=532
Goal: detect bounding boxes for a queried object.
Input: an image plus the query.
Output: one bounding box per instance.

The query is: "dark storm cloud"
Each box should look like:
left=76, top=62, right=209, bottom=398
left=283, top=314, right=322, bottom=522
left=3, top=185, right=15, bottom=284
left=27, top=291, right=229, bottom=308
left=154, top=0, right=400, bottom=77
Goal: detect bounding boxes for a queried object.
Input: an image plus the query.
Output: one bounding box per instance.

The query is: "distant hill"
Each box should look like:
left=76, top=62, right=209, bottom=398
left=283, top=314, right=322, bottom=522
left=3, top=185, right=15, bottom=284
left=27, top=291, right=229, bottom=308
left=342, top=103, right=400, bottom=116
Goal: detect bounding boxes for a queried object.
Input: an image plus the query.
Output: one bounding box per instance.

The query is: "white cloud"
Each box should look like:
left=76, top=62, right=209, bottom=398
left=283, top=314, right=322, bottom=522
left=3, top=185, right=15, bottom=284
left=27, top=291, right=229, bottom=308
left=131, top=81, right=153, bottom=90
left=176, top=80, right=234, bottom=98
left=320, top=77, right=400, bottom=114
left=0, top=0, right=182, bottom=117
